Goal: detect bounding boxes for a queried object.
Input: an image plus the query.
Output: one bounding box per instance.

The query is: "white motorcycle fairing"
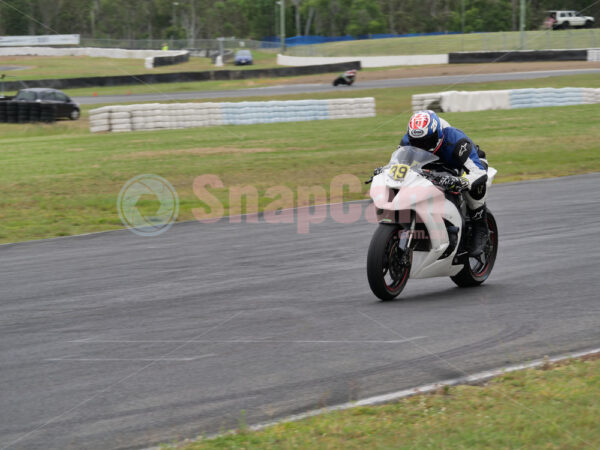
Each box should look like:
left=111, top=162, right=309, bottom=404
left=369, top=147, right=497, bottom=280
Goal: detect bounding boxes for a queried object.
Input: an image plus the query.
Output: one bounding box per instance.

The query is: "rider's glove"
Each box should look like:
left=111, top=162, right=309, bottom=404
left=437, top=175, right=469, bottom=192
left=365, top=167, right=384, bottom=184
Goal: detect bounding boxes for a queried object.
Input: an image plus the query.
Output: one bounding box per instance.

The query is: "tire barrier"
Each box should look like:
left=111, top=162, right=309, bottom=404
left=0, top=101, right=57, bottom=123
left=412, top=87, right=600, bottom=113
left=279, top=49, right=599, bottom=67
left=145, top=51, right=190, bottom=69
left=1, top=61, right=361, bottom=92
left=277, top=54, right=448, bottom=67
left=448, top=49, right=588, bottom=64
left=588, top=49, right=600, bottom=61
left=0, top=46, right=187, bottom=60
left=89, top=97, right=376, bottom=133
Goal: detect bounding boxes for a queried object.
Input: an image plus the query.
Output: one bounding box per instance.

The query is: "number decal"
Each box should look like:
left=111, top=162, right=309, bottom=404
left=389, top=164, right=409, bottom=181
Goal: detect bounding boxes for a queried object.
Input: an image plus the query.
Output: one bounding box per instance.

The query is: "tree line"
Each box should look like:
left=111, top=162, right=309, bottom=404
left=0, top=0, right=598, bottom=42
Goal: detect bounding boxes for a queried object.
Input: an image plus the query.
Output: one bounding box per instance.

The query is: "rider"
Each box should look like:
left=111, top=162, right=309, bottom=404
left=399, top=110, right=489, bottom=257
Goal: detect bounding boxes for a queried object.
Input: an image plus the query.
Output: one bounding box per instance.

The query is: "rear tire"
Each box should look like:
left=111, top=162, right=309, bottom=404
left=562, top=21, right=570, bottom=29
left=451, top=210, right=498, bottom=287
left=367, top=224, right=411, bottom=301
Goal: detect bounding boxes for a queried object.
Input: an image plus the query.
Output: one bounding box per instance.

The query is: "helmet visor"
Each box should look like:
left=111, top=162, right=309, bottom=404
left=408, top=133, right=439, bottom=152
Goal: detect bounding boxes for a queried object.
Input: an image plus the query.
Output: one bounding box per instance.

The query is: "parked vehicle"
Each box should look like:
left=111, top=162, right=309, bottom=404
left=13, top=88, right=80, bottom=120
left=234, top=50, right=253, bottom=65
left=365, top=146, right=498, bottom=301
left=546, top=10, right=595, bottom=29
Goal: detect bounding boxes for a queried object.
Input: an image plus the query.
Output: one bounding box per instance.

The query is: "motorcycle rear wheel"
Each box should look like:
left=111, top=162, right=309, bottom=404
left=367, top=224, right=411, bottom=301
left=451, top=210, right=498, bottom=287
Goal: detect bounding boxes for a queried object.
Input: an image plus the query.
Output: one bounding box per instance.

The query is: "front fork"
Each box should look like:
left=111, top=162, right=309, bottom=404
left=397, top=210, right=416, bottom=266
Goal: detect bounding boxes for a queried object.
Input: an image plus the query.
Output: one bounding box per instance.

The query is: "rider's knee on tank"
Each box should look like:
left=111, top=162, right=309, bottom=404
left=465, top=190, right=487, bottom=211
left=469, top=175, right=488, bottom=200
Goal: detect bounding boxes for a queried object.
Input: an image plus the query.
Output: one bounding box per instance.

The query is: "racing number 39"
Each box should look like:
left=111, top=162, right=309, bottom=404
left=389, top=164, right=409, bottom=181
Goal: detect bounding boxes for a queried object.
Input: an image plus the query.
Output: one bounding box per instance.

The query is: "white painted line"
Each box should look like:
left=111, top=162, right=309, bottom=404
left=143, top=346, right=600, bottom=450
left=248, top=347, right=600, bottom=432
left=67, top=337, right=426, bottom=344
left=46, top=354, right=216, bottom=362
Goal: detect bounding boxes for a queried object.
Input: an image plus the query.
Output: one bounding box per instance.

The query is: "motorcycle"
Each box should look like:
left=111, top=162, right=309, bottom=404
left=366, top=146, right=498, bottom=301
left=333, top=70, right=356, bottom=86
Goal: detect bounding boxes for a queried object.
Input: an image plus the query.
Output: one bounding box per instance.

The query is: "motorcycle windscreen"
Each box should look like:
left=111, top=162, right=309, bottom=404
left=388, top=146, right=439, bottom=167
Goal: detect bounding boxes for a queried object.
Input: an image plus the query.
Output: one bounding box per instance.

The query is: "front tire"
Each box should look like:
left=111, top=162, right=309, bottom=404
left=451, top=210, right=498, bottom=287
left=69, top=108, right=80, bottom=120
left=367, top=224, right=411, bottom=301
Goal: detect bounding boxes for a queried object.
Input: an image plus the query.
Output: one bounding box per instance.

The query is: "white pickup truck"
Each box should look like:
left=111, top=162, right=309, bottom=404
left=547, top=10, right=595, bottom=29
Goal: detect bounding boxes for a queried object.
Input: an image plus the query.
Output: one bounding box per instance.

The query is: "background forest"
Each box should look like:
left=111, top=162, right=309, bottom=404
left=0, top=0, right=598, bottom=42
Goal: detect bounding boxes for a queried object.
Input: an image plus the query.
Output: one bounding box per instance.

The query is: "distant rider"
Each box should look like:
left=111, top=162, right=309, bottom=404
left=334, top=70, right=356, bottom=86
left=342, top=70, right=356, bottom=84
left=399, top=110, right=489, bottom=256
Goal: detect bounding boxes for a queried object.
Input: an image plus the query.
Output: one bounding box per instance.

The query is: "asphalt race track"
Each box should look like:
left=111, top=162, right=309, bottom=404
left=74, top=68, right=600, bottom=105
left=1, top=173, right=600, bottom=449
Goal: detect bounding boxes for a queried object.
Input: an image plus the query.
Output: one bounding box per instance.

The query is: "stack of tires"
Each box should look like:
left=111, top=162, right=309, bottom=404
left=6, top=101, right=17, bottom=123
left=0, top=101, right=57, bottom=123
left=29, top=102, right=41, bottom=122
left=40, top=104, right=56, bottom=123
left=17, top=102, right=30, bottom=123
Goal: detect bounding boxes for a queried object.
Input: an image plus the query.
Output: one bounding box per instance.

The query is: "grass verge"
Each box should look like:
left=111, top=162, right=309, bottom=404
left=175, top=353, right=600, bottom=449
left=1, top=74, right=600, bottom=244
left=0, top=51, right=278, bottom=82
left=287, top=29, right=600, bottom=56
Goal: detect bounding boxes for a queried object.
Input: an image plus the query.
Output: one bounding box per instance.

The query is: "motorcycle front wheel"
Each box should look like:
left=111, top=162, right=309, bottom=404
left=367, top=224, right=411, bottom=301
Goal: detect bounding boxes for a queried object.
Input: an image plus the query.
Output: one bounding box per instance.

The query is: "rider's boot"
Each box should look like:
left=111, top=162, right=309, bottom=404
left=467, top=206, right=489, bottom=257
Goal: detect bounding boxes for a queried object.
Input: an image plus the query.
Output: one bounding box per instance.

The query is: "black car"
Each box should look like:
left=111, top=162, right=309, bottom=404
left=14, top=88, right=80, bottom=120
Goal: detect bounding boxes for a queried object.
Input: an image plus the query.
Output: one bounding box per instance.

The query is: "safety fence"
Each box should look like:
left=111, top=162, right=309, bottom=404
left=286, top=30, right=600, bottom=56
left=412, top=88, right=600, bottom=113
left=81, top=37, right=279, bottom=51
left=89, top=97, right=376, bottom=133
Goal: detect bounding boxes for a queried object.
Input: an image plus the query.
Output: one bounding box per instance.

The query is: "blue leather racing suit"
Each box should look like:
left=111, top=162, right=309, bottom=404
left=400, top=120, right=488, bottom=210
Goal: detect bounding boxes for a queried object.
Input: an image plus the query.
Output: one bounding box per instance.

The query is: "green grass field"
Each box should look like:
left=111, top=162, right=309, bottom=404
left=176, top=355, right=600, bottom=449
left=288, top=28, right=600, bottom=56
left=0, top=51, right=278, bottom=82
left=1, top=74, right=600, bottom=244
